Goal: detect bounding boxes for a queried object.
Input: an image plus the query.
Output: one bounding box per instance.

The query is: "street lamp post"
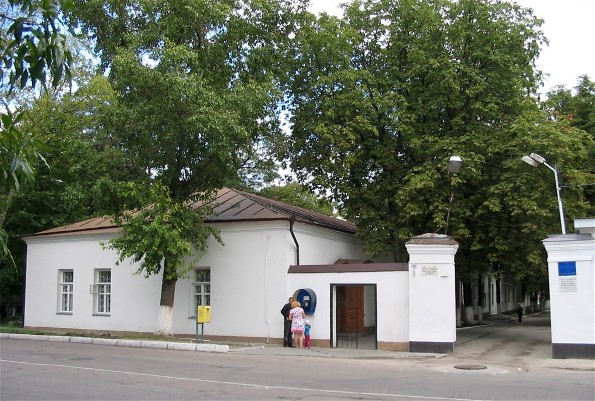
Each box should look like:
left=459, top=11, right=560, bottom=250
left=445, top=156, right=463, bottom=236
left=521, top=152, right=566, bottom=234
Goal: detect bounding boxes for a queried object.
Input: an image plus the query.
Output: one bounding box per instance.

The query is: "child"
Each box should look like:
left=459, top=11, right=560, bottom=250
left=304, top=319, right=311, bottom=349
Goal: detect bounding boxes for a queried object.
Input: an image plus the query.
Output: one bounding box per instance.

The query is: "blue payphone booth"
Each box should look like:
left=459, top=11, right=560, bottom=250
left=293, top=288, right=317, bottom=315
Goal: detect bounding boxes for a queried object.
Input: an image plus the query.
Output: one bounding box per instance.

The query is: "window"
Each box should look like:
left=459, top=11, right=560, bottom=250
left=193, top=268, right=211, bottom=310
left=93, top=269, right=111, bottom=314
left=58, top=270, right=73, bottom=313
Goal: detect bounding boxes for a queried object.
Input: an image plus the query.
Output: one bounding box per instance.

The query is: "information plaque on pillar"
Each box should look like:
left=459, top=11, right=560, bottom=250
left=421, top=265, right=438, bottom=276
left=558, top=261, right=577, bottom=292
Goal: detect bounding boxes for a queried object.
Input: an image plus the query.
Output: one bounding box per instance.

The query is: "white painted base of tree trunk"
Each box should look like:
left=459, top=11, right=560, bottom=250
left=156, top=305, right=174, bottom=336
left=464, top=306, right=475, bottom=325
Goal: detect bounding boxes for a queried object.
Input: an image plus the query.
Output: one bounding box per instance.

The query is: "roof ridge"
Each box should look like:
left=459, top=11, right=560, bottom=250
left=230, top=188, right=356, bottom=233
left=26, top=186, right=357, bottom=237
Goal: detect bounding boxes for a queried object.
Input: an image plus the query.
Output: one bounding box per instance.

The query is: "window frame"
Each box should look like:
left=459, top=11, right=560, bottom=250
left=191, top=267, right=211, bottom=317
left=93, top=269, right=111, bottom=316
left=57, top=269, right=74, bottom=314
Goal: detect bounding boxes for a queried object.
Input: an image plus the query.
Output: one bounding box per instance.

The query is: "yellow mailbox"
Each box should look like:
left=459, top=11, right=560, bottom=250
left=197, top=306, right=211, bottom=323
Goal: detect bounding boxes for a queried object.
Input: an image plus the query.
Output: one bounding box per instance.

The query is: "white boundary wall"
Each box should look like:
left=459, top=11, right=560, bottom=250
left=406, top=234, right=458, bottom=353
left=542, top=219, right=595, bottom=359
left=288, top=271, right=409, bottom=347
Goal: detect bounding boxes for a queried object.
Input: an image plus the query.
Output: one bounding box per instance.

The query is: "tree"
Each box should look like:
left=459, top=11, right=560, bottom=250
left=67, top=0, right=307, bottom=334
left=281, top=0, right=546, bottom=258
left=279, top=0, right=593, bottom=298
left=0, top=73, right=135, bottom=320
left=1, top=0, right=76, bottom=275
left=1, top=0, right=74, bottom=192
left=259, top=183, right=335, bottom=216
left=543, top=76, right=595, bottom=215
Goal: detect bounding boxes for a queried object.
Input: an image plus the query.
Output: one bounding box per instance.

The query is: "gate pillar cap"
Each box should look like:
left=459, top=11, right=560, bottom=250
left=406, top=233, right=458, bottom=246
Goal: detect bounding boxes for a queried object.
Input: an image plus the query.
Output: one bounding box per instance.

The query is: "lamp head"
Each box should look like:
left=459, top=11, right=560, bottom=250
left=447, top=155, right=463, bottom=174
left=529, top=153, right=546, bottom=164
left=521, top=155, right=540, bottom=168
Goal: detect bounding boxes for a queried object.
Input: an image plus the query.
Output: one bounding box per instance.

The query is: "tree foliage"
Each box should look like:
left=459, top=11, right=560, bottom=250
left=1, top=0, right=75, bottom=192
left=279, top=0, right=593, bottom=288
left=259, top=183, right=335, bottom=216
left=1, top=0, right=75, bottom=234
left=543, top=76, right=595, bottom=215
left=1, top=0, right=73, bottom=89
left=0, top=73, right=132, bottom=319
left=104, top=182, right=221, bottom=280
left=65, top=0, right=308, bottom=333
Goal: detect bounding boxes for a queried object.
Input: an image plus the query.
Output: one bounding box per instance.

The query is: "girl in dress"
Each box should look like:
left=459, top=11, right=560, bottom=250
left=289, top=301, right=306, bottom=348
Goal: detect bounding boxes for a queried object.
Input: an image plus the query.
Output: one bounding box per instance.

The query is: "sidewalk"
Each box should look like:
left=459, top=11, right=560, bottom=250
left=0, top=331, right=442, bottom=360
left=2, top=311, right=594, bottom=370
left=226, top=343, right=445, bottom=360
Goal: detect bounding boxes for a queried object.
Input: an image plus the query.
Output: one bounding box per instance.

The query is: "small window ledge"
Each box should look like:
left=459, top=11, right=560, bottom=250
left=56, top=312, right=73, bottom=315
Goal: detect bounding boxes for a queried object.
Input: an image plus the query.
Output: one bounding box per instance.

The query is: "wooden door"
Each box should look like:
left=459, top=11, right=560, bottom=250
left=336, top=286, right=364, bottom=334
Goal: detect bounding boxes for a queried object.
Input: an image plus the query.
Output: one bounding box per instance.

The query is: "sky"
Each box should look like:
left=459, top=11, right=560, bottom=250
left=307, top=0, right=595, bottom=94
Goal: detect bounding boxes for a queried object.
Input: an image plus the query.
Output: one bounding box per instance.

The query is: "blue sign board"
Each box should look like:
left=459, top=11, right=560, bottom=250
left=558, top=261, right=577, bottom=276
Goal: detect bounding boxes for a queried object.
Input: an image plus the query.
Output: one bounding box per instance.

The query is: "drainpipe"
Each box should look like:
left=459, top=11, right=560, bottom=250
left=289, top=215, right=300, bottom=265
left=264, top=234, right=271, bottom=343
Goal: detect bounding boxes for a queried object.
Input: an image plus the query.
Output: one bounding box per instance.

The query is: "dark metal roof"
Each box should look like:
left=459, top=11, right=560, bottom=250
left=288, top=263, right=408, bottom=273
left=25, top=187, right=356, bottom=238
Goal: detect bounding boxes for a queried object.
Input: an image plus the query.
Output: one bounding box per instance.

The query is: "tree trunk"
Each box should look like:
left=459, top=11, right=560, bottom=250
left=463, top=281, right=475, bottom=325
left=156, top=274, right=177, bottom=336
left=477, top=275, right=483, bottom=324
left=495, top=279, right=502, bottom=317
left=455, top=280, right=462, bottom=327
left=471, top=274, right=479, bottom=324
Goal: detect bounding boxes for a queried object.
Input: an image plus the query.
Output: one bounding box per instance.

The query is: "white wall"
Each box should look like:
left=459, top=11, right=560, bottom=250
left=171, top=222, right=291, bottom=338
left=172, top=221, right=366, bottom=338
left=288, top=271, right=409, bottom=345
left=406, top=238, right=458, bottom=347
left=25, top=234, right=162, bottom=332
left=25, top=220, right=366, bottom=340
left=292, top=224, right=367, bottom=266
left=543, top=234, right=595, bottom=345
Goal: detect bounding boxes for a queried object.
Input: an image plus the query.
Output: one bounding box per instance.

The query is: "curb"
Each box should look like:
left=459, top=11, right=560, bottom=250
left=1, top=333, right=229, bottom=353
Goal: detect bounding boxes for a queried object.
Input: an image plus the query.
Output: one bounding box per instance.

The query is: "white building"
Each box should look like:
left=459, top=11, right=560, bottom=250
left=23, top=188, right=458, bottom=352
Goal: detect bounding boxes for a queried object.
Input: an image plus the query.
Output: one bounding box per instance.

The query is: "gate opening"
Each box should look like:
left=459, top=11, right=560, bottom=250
left=331, top=284, right=377, bottom=349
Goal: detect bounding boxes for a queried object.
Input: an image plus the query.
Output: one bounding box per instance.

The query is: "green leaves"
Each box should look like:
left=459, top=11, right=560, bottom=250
left=104, top=182, right=220, bottom=281
left=1, top=0, right=73, bottom=90
left=65, top=0, right=307, bottom=295
left=1, top=108, right=37, bottom=192
left=279, top=0, right=592, bottom=288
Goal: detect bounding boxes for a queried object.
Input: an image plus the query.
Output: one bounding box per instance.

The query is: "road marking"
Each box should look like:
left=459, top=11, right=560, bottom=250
left=1, top=359, right=484, bottom=401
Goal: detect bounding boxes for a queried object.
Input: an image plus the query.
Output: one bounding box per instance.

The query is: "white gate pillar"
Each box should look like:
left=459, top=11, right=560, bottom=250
left=542, top=219, right=595, bottom=359
left=406, top=233, right=458, bottom=353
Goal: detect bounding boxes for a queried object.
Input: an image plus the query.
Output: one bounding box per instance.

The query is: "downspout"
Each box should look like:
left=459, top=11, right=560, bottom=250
left=289, top=215, right=300, bottom=265
left=264, top=234, right=271, bottom=343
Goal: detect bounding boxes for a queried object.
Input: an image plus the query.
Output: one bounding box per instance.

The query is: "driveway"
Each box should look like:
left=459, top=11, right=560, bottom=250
left=442, top=311, right=593, bottom=372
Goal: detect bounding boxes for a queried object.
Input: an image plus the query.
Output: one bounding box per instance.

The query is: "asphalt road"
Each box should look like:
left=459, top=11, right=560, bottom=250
left=1, top=313, right=594, bottom=400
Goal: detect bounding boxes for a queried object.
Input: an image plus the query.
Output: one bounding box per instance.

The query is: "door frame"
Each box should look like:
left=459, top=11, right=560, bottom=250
left=330, top=283, right=377, bottom=349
